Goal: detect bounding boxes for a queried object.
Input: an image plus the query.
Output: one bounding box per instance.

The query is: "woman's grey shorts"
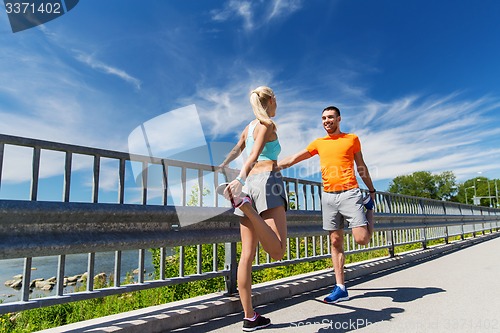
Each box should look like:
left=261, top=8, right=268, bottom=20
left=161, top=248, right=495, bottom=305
left=234, top=171, right=288, bottom=217
left=321, top=188, right=368, bottom=231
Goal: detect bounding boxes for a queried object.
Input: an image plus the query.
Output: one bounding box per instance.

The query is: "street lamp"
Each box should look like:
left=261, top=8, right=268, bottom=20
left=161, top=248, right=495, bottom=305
left=465, top=186, right=475, bottom=205
left=493, top=179, right=499, bottom=208
left=487, top=180, right=492, bottom=207
left=473, top=178, right=481, bottom=205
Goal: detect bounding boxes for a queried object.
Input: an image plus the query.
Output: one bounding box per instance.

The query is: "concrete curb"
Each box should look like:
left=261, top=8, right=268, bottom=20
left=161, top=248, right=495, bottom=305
left=37, top=232, right=499, bottom=332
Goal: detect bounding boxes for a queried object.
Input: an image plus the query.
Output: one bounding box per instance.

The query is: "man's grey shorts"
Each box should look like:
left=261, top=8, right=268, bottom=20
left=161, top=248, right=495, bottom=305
left=234, top=171, right=288, bottom=217
left=322, top=188, right=367, bottom=231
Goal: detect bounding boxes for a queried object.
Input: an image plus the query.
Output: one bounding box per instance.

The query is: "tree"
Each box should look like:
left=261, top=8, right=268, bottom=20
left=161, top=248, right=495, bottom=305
left=434, top=171, right=457, bottom=201
left=387, top=171, right=457, bottom=200
left=186, top=183, right=210, bottom=207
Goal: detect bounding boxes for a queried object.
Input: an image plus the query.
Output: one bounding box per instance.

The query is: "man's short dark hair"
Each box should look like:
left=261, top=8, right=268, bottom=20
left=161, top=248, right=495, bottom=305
left=322, top=106, right=340, bottom=116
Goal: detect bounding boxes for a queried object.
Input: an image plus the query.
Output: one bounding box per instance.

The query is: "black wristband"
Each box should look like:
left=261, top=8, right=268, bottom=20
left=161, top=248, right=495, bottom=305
left=369, top=189, right=376, bottom=193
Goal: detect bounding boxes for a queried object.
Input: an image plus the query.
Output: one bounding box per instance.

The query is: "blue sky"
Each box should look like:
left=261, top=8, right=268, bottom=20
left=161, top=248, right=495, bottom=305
left=1, top=0, right=500, bottom=198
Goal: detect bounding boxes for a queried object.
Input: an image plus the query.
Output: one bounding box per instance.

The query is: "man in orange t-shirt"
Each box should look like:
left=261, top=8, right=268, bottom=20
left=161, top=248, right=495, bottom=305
left=278, top=105, right=376, bottom=304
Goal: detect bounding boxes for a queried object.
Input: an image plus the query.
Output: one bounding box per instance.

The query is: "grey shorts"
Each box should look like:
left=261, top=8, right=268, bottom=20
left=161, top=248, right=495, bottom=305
left=321, top=188, right=368, bottom=231
left=234, top=171, right=288, bottom=217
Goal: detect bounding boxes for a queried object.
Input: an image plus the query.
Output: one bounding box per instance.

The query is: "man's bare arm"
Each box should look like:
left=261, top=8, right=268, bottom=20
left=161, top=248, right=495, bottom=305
left=278, top=149, right=312, bottom=170
left=354, top=151, right=376, bottom=195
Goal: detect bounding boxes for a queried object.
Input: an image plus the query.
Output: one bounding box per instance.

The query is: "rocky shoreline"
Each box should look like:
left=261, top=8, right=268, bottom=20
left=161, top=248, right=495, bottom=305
left=4, top=271, right=115, bottom=293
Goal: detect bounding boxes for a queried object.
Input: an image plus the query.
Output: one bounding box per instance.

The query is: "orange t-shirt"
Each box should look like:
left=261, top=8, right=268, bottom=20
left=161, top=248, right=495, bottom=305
left=306, top=133, right=361, bottom=192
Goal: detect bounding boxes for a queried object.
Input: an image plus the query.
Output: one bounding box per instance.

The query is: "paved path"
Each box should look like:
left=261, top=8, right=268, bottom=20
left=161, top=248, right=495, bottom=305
left=171, top=236, right=500, bottom=333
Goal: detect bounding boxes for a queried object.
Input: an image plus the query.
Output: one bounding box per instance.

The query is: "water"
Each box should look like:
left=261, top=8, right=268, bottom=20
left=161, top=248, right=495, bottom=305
left=0, top=250, right=156, bottom=303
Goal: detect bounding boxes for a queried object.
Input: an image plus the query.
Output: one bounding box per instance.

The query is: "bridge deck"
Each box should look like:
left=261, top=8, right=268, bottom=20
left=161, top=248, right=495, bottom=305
left=37, top=234, right=499, bottom=333
left=172, top=235, right=500, bottom=333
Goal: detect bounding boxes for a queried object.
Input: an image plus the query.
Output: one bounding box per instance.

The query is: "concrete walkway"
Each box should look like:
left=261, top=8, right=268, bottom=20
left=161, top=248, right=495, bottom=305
left=171, top=235, right=500, bottom=333
left=38, top=233, right=500, bottom=333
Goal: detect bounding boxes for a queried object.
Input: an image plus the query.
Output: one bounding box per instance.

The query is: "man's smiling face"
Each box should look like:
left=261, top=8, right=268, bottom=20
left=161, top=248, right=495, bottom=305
left=322, top=109, right=341, bottom=134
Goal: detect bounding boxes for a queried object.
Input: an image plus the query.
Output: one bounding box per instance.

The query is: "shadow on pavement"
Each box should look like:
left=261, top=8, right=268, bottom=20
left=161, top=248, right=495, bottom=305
left=170, top=284, right=445, bottom=332
left=170, top=242, right=468, bottom=332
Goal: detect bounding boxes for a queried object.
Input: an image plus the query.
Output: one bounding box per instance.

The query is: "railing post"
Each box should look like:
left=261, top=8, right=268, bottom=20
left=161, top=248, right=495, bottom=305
left=224, top=242, right=238, bottom=295
left=419, top=199, right=427, bottom=249
left=421, top=228, right=428, bottom=249
left=115, top=250, right=122, bottom=287
left=385, top=196, right=395, bottom=257
left=87, top=253, right=95, bottom=292
left=179, top=246, right=185, bottom=277
left=295, top=179, right=300, bottom=210
left=30, top=147, right=41, bottom=201
left=0, top=143, right=4, bottom=187
left=443, top=203, right=449, bottom=244
left=387, top=230, right=395, bottom=257
left=56, top=254, right=66, bottom=296
left=138, top=249, right=145, bottom=284
left=159, top=247, right=166, bottom=280
left=22, top=257, right=32, bottom=302
left=63, top=152, right=72, bottom=202
left=457, top=204, right=465, bottom=240
left=490, top=214, right=494, bottom=233
left=92, top=155, right=100, bottom=203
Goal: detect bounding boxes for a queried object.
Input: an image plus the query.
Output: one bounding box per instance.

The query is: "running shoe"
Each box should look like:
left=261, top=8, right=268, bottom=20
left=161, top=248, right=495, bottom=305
left=323, top=285, right=349, bottom=304
left=216, top=182, right=230, bottom=196
left=363, top=195, right=375, bottom=210
left=242, top=313, right=271, bottom=331
left=216, top=182, right=252, bottom=208
left=233, top=196, right=252, bottom=209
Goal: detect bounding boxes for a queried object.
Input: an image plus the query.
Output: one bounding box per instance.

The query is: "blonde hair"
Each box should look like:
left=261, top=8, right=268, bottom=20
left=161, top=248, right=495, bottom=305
left=249, top=86, right=276, bottom=127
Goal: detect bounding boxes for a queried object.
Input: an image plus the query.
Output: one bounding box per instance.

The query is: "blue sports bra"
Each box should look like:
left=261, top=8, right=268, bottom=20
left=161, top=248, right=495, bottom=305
left=246, top=120, right=281, bottom=161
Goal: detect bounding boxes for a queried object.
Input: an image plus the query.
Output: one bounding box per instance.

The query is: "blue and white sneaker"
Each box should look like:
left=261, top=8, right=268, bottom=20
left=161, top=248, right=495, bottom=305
left=323, top=285, right=349, bottom=304
left=363, top=195, right=374, bottom=210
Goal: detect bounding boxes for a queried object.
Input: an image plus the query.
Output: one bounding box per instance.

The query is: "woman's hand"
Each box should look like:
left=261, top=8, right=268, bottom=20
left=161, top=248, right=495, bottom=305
left=223, top=179, right=243, bottom=200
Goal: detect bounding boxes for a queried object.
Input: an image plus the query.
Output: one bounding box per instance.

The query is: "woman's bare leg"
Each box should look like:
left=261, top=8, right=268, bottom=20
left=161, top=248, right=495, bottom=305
left=238, top=216, right=258, bottom=319
left=238, top=204, right=287, bottom=260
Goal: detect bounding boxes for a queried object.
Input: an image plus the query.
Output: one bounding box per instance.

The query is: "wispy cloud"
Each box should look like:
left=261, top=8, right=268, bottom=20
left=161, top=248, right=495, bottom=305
left=269, top=0, right=303, bottom=19
left=0, top=26, right=148, bottom=153
left=74, top=51, right=142, bottom=90
left=212, top=0, right=254, bottom=30
left=211, top=0, right=303, bottom=31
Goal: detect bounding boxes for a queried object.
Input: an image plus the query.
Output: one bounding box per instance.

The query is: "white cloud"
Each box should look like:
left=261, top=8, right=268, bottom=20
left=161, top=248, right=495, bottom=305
left=211, top=0, right=253, bottom=30
left=211, top=0, right=303, bottom=31
left=269, top=0, right=303, bottom=19
left=74, top=51, right=142, bottom=91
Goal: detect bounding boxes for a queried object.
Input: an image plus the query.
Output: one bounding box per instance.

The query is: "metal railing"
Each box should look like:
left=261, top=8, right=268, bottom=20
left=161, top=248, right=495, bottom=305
left=0, top=133, right=499, bottom=314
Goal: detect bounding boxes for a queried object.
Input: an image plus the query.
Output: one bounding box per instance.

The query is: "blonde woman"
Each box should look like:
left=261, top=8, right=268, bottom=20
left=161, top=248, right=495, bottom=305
left=218, top=86, right=287, bottom=331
